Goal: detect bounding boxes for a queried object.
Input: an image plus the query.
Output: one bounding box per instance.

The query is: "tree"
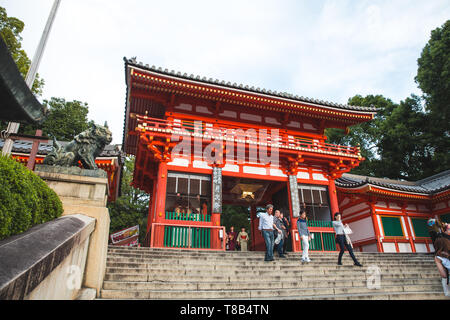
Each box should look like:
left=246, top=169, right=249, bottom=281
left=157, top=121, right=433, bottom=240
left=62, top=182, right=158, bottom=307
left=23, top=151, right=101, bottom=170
left=325, top=95, right=397, bottom=177
left=108, top=156, right=149, bottom=244
left=221, top=205, right=251, bottom=238
left=415, top=20, right=450, bottom=176
left=19, top=97, right=92, bottom=141
left=0, top=6, right=44, bottom=96
left=376, top=95, right=431, bottom=180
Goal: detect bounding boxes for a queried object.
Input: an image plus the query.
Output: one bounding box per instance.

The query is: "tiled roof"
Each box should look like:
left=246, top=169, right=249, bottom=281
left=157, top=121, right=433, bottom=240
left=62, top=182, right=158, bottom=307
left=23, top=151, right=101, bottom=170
left=0, top=139, right=124, bottom=159
left=0, top=37, right=47, bottom=124
left=336, top=171, right=450, bottom=195
left=124, top=57, right=379, bottom=113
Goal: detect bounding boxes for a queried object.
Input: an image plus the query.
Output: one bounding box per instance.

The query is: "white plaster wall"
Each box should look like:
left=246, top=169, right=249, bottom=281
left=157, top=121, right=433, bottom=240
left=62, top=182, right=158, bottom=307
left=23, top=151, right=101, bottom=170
left=175, top=103, right=192, bottom=111
left=340, top=197, right=350, bottom=207
left=348, top=217, right=375, bottom=243
left=312, top=173, right=328, bottom=181
left=269, top=168, right=286, bottom=177
left=196, top=106, right=212, bottom=114
left=434, top=201, right=446, bottom=210
left=168, top=158, right=189, bottom=167
left=418, top=205, right=429, bottom=212
left=407, top=217, right=415, bottom=239
left=243, top=166, right=266, bottom=175
left=398, top=243, right=412, bottom=253
left=342, top=202, right=370, bottom=216
left=223, top=164, right=239, bottom=172
left=376, top=215, right=383, bottom=236
left=376, top=201, right=387, bottom=208
left=415, top=243, right=428, bottom=253
left=361, top=243, right=378, bottom=252
left=382, top=242, right=397, bottom=253
left=400, top=217, right=409, bottom=238
left=297, top=171, right=309, bottom=180
left=192, top=160, right=210, bottom=169
left=389, top=202, right=401, bottom=209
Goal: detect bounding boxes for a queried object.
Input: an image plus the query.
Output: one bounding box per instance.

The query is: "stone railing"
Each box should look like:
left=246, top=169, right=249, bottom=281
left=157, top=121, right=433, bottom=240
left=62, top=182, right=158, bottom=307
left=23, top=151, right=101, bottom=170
left=0, top=214, right=96, bottom=300
left=0, top=164, right=111, bottom=300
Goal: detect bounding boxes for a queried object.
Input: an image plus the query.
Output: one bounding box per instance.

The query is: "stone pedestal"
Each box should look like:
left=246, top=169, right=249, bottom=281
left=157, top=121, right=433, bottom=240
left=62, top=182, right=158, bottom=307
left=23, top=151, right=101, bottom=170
left=34, top=165, right=110, bottom=297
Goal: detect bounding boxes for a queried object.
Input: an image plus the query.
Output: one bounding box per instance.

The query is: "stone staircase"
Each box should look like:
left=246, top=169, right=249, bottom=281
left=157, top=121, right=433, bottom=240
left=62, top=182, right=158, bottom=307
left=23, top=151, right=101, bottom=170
left=100, top=246, right=449, bottom=300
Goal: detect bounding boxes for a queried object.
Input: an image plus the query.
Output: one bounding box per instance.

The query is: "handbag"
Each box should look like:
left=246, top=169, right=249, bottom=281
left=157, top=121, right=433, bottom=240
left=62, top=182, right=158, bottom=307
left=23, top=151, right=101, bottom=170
left=343, top=226, right=353, bottom=235
left=274, top=232, right=282, bottom=245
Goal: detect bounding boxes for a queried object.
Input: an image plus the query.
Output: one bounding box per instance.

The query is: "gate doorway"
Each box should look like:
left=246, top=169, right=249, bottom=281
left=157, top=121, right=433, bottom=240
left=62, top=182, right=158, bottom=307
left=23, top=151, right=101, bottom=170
left=221, top=176, right=289, bottom=251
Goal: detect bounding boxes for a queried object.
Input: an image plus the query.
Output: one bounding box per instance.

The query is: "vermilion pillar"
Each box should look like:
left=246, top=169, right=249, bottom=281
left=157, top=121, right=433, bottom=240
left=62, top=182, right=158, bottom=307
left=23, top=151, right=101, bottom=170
left=369, top=201, right=384, bottom=252
left=401, top=203, right=416, bottom=253
left=146, top=178, right=157, bottom=233
left=328, top=179, right=340, bottom=216
left=154, top=161, right=168, bottom=223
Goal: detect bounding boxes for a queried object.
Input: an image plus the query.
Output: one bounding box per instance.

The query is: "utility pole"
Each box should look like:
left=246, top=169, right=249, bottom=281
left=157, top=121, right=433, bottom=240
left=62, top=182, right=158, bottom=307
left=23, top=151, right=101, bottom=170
left=2, top=0, right=61, bottom=156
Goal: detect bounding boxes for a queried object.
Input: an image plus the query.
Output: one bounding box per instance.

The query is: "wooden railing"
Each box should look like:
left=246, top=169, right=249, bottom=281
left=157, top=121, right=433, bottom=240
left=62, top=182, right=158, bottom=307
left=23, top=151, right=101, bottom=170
left=135, top=115, right=361, bottom=157
left=293, top=220, right=337, bottom=252
left=165, top=211, right=211, bottom=222
left=151, top=222, right=226, bottom=251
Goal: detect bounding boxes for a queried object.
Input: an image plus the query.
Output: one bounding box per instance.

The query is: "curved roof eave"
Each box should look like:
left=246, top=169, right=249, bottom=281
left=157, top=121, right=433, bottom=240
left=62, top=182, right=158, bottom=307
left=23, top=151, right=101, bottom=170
left=0, top=37, right=47, bottom=125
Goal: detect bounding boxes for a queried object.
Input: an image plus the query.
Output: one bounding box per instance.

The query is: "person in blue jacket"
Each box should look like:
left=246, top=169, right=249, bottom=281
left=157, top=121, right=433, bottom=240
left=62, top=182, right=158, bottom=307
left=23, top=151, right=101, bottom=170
left=297, top=209, right=311, bottom=263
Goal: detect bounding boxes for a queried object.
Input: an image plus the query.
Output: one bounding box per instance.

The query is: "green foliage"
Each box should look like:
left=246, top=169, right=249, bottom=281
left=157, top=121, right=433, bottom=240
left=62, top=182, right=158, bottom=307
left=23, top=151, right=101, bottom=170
left=325, top=95, right=397, bottom=177
left=416, top=20, right=450, bottom=118
left=415, top=20, right=450, bottom=176
left=0, top=6, right=45, bottom=96
left=108, top=156, right=149, bottom=244
left=376, top=95, right=432, bottom=180
left=221, top=205, right=251, bottom=237
left=18, top=97, right=92, bottom=140
left=0, top=155, right=63, bottom=240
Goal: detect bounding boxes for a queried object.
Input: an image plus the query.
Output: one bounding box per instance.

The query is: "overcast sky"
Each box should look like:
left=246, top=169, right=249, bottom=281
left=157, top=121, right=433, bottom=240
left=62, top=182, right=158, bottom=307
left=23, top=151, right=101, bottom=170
left=2, top=0, right=449, bottom=144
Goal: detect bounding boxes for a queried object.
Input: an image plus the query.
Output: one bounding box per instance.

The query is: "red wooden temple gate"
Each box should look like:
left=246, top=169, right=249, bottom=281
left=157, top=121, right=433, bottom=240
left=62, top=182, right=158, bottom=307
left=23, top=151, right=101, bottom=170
left=123, top=57, right=378, bottom=252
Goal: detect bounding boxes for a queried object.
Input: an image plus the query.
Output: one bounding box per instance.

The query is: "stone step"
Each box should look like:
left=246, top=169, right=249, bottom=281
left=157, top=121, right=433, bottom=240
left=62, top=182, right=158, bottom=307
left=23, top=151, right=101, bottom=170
left=108, top=252, right=434, bottom=261
left=106, top=254, right=434, bottom=263
left=102, top=247, right=442, bottom=300
left=265, top=291, right=449, bottom=300
left=107, top=247, right=434, bottom=256
left=104, top=265, right=437, bottom=277
left=104, top=264, right=437, bottom=275
left=99, top=283, right=444, bottom=300
left=106, top=254, right=434, bottom=266
left=103, top=271, right=440, bottom=283
left=102, top=277, right=439, bottom=291
left=105, top=259, right=435, bottom=269
left=108, top=246, right=431, bottom=257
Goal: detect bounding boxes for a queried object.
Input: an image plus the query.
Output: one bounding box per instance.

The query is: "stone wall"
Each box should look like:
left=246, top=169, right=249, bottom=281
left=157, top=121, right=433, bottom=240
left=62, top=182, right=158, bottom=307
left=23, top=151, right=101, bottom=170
left=0, top=214, right=95, bottom=300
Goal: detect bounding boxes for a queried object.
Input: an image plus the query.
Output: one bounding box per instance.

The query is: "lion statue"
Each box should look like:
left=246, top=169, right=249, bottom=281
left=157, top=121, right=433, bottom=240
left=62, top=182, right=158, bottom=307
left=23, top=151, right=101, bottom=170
left=43, top=122, right=113, bottom=170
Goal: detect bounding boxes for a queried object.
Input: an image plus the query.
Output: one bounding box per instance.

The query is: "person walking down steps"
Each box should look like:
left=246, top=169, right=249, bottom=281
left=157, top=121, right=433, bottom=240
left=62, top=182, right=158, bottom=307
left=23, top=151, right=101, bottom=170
left=237, top=227, right=249, bottom=252
left=297, top=209, right=311, bottom=263
left=258, top=204, right=275, bottom=262
left=434, top=227, right=450, bottom=297
left=333, top=212, right=363, bottom=267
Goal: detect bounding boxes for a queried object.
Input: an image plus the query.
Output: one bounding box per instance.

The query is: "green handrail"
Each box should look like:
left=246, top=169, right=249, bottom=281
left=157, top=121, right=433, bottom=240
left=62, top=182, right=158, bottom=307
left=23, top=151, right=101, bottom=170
left=307, top=220, right=333, bottom=228
left=163, top=225, right=211, bottom=249
left=165, top=211, right=211, bottom=222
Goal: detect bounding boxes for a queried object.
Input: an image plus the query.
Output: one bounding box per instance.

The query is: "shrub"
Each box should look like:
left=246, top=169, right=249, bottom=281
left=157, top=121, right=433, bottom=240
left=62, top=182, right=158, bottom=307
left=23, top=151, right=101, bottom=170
left=0, top=155, right=63, bottom=240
